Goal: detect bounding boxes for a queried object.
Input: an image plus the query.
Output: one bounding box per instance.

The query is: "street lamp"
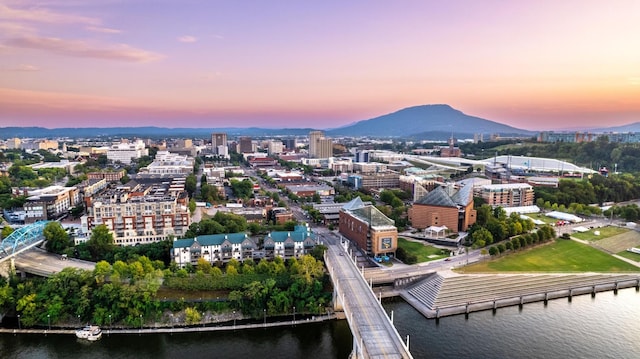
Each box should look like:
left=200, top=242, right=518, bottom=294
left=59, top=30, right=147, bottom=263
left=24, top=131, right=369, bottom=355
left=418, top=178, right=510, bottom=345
left=17, top=315, right=21, bottom=330
left=293, top=306, right=296, bottom=324
left=109, top=314, right=112, bottom=336
left=263, top=309, right=266, bottom=328
left=47, top=314, right=51, bottom=330
left=233, top=310, right=236, bottom=330
left=202, top=312, right=206, bottom=328
left=139, top=314, right=143, bottom=330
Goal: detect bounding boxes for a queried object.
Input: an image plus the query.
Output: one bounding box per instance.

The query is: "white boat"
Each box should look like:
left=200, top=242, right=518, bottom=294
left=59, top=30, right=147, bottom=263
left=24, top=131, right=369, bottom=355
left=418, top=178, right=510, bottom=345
left=75, top=325, right=102, bottom=341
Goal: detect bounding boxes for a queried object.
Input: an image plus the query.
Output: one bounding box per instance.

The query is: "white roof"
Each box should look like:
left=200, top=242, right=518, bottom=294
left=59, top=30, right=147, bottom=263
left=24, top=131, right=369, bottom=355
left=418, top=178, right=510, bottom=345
left=546, top=211, right=583, bottom=223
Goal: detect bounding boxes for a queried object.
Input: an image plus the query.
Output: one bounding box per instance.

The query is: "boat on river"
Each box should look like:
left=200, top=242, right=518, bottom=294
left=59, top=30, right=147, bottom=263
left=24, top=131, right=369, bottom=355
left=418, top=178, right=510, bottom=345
left=75, top=325, right=102, bottom=341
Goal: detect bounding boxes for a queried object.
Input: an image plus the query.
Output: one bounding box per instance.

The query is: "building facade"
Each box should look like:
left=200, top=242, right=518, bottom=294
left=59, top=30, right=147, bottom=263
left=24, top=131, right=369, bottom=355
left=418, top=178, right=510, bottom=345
left=106, top=139, right=148, bottom=165
left=83, top=179, right=191, bottom=246
left=171, top=225, right=317, bottom=267
left=408, top=185, right=476, bottom=232
left=480, top=183, right=535, bottom=207
left=339, top=197, right=397, bottom=258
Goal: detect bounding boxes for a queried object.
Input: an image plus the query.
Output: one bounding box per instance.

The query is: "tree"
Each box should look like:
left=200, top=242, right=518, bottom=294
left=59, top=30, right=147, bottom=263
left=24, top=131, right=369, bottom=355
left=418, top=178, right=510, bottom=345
left=44, top=222, right=71, bottom=254
left=86, top=224, right=114, bottom=261
left=1, top=225, right=14, bottom=239
left=185, top=173, right=197, bottom=197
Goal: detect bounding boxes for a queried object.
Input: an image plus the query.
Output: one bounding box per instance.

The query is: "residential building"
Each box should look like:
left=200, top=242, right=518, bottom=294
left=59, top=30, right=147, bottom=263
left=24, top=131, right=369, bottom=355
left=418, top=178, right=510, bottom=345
left=481, top=183, right=535, bottom=207
left=171, top=224, right=318, bottom=267
left=172, top=233, right=256, bottom=266
left=21, top=185, right=81, bottom=222
left=339, top=197, right=397, bottom=258
left=360, top=172, right=400, bottom=190
left=87, top=170, right=126, bottom=182
left=82, top=179, right=191, bottom=246
left=408, top=185, right=476, bottom=232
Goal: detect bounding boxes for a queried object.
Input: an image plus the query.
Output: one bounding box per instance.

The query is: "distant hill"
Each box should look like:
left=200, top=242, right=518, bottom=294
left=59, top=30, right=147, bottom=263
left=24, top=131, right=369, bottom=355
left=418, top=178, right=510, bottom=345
left=588, top=122, right=640, bottom=133
left=0, top=104, right=543, bottom=140
left=0, top=126, right=316, bottom=139
left=326, top=104, right=534, bottom=139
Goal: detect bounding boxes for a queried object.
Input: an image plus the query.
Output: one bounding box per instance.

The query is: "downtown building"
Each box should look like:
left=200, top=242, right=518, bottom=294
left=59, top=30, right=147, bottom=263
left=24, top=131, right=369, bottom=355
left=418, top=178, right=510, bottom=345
left=308, top=130, right=333, bottom=158
left=339, top=197, right=398, bottom=258
left=106, top=139, right=148, bottom=165
left=82, top=179, right=191, bottom=246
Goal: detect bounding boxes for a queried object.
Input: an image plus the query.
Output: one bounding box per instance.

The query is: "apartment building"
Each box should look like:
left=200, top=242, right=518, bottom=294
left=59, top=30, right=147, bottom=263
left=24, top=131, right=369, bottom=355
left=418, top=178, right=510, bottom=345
left=21, top=185, right=81, bottom=222
left=139, top=151, right=194, bottom=176
left=83, top=179, right=191, bottom=246
left=480, top=183, right=535, bottom=207
left=171, top=224, right=317, bottom=267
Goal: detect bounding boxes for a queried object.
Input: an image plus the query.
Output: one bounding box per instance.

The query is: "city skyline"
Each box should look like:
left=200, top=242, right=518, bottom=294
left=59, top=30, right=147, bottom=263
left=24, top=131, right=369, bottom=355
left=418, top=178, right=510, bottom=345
left=1, top=0, right=639, bottom=130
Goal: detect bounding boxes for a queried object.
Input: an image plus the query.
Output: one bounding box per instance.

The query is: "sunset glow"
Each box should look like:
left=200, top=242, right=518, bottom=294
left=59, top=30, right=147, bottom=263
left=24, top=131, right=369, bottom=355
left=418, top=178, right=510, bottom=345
left=1, top=0, right=639, bottom=130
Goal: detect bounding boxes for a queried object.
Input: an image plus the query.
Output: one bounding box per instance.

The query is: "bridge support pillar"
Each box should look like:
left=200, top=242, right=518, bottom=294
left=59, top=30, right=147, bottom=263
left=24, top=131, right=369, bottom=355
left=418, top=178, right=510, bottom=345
left=591, top=286, right=596, bottom=298
left=614, top=281, right=618, bottom=295
left=544, top=292, right=548, bottom=306
left=568, top=289, right=573, bottom=302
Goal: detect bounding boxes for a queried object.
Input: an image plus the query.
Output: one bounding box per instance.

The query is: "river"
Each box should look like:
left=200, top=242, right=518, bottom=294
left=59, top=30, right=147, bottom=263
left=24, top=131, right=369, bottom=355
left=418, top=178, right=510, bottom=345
left=1, top=288, right=639, bottom=359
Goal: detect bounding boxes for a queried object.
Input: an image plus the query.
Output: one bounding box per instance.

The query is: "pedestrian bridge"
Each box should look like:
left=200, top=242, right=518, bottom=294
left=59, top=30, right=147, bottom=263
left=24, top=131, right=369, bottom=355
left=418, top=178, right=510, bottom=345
left=0, top=221, right=50, bottom=263
left=325, top=241, right=413, bottom=359
left=0, top=221, right=95, bottom=276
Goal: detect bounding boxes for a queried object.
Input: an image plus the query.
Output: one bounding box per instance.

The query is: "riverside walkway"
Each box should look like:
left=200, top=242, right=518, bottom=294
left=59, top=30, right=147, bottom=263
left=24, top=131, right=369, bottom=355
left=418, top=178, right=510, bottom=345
left=0, top=313, right=338, bottom=336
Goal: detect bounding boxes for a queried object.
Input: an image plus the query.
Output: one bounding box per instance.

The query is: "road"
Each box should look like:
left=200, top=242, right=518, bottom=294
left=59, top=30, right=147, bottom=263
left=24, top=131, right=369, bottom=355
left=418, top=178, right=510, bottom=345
left=13, top=248, right=96, bottom=277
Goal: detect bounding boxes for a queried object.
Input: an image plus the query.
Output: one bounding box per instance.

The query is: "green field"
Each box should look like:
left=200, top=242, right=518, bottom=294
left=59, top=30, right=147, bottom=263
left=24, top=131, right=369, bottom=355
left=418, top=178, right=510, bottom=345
left=572, top=226, right=628, bottom=241
left=527, top=214, right=557, bottom=225
left=617, top=250, right=640, bottom=263
left=398, top=237, right=449, bottom=263
left=459, top=239, right=640, bottom=273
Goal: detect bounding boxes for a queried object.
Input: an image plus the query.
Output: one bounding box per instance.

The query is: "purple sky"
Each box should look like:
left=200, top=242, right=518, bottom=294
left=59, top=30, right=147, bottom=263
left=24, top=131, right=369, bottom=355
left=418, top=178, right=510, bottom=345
left=1, top=0, right=639, bottom=130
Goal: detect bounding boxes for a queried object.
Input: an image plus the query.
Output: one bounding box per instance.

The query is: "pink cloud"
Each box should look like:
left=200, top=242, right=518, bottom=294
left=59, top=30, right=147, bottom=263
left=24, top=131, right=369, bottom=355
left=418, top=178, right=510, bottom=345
left=5, top=36, right=163, bottom=62
left=0, top=4, right=99, bottom=25
left=178, top=36, right=197, bottom=43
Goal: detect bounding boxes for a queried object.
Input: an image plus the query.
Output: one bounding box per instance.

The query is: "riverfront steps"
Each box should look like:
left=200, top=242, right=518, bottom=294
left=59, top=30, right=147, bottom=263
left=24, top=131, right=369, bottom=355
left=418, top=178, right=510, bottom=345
left=0, top=313, right=338, bottom=336
left=401, top=273, right=640, bottom=319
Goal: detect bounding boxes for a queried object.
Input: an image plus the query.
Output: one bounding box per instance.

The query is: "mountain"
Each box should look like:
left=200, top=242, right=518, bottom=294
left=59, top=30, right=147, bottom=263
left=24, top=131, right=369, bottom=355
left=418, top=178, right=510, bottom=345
left=587, top=122, right=640, bottom=133
left=0, top=126, right=316, bottom=139
left=326, top=104, right=535, bottom=139
left=0, top=104, right=536, bottom=140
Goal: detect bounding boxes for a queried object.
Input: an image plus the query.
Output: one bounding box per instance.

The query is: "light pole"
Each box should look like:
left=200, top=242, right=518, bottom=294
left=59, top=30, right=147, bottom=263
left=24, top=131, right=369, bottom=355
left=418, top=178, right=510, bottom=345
left=17, top=315, right=21, bottom=330
left=233, top=310, right=236, bottom=330
left=77, top=314, right=80, bottom=326
left=263, top=309, right=266, bottom=328
left=139, top=314, right=143, bottom=330
left=47, top=314, right=51, bottom=330
left=202, top=312, right=206, bottom=328
left=293, top=306, right=296, bottom=325
left=109, top=314, right=112, bottom=335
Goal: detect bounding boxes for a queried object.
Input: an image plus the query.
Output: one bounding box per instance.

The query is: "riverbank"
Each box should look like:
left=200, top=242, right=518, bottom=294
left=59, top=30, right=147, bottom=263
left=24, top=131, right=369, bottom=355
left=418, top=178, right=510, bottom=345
left=0, top=312, right=340, bottom=336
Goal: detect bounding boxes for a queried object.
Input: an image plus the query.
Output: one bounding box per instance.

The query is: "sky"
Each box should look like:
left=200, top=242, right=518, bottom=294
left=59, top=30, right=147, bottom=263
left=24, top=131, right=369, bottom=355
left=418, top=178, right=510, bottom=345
left=0, top=0, right=639, bottom=131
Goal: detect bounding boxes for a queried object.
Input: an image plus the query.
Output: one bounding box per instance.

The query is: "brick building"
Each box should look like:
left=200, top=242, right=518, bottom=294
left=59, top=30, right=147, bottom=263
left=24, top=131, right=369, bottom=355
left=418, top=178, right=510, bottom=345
left=339, top=197, right=397, bottom=258
left=408, top=185, right=476, bottom=233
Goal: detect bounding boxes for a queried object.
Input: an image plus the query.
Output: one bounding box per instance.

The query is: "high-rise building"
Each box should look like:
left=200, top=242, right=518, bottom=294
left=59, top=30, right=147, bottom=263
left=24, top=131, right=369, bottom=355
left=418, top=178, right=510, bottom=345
left=309, top=130, right=332, bottom=158
left=211, top=133, right=228, bottom=154
left=239, top=136, right=253, bottom=153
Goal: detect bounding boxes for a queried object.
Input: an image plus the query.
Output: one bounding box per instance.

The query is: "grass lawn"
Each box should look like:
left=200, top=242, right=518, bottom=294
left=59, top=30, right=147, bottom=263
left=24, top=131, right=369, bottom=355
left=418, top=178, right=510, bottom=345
left=528, top=214, right=557, bottom=225
left=398, top=237, right=449, bottom=263
left=572, top=226, right=628, bottom=241
left=459, top=239, right=640, bottom=273
left=617, top=250, right=640, bottom=263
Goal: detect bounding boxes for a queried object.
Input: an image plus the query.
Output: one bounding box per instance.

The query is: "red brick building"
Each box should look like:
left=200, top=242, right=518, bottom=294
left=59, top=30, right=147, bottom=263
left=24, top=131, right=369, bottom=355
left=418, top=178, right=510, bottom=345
left=408, top=185, right=476, bottom=233
left=339, top=198, right=397, bottom=258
